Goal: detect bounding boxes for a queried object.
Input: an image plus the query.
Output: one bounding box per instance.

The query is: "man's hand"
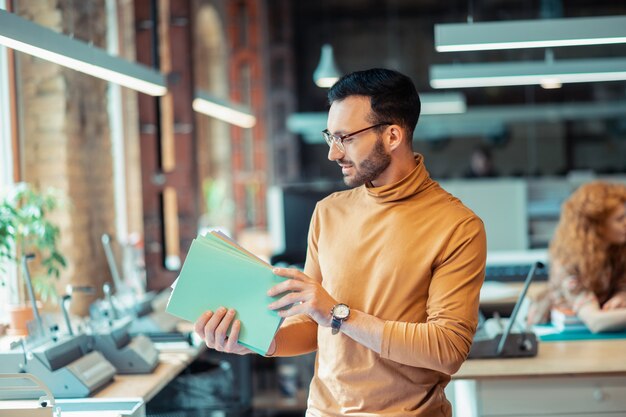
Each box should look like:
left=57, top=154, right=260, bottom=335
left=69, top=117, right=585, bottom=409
left=194, top=307, right=260, bottom=355
left=268, top=267, right=337, bottom=327
left=602, top=292, right=626, bottom=311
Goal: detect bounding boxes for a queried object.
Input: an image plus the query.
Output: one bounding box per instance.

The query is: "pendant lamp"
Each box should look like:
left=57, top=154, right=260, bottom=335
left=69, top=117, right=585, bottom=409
left=313, top=44, right=341, bottom=88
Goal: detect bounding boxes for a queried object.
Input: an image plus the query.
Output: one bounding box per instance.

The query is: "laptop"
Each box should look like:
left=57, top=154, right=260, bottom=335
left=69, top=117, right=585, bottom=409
left=468, top=262, right=544, bottom=359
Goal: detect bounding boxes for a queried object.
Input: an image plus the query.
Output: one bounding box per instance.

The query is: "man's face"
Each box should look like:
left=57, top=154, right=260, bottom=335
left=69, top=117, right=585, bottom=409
left=326, top=96, right=392, bottom=187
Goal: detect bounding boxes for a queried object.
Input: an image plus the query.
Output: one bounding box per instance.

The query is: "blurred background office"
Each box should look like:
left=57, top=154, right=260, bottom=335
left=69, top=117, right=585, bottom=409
left=1, top=0, right=626, bottom=415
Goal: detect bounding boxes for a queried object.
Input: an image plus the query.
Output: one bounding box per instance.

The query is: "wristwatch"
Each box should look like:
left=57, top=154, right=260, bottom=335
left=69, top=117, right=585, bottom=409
left=330, top=303, right=350, bottom=335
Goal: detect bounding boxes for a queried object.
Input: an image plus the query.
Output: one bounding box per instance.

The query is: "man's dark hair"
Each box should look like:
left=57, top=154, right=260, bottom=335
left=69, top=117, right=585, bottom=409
left=328, top=68, right=421, bottom=143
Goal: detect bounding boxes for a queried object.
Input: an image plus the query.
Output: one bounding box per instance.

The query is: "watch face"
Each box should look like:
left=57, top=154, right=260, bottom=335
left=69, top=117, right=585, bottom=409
left=333, top=304, right=350, bottom=319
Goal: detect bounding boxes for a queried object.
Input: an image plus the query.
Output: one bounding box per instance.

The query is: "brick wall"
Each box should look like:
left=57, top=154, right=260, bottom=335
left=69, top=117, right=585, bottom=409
left=117, top=0, right=144, bottom=239
left=17, top=0, right=116, bottom=314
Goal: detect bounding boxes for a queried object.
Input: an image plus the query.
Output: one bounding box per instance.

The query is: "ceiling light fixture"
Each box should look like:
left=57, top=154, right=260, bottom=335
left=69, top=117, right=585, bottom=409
left=540, top=78, right=562, bottom=89
left=430, top=57, right=626, bottom=89
left=420, top=92, right=466, bottom=114
left=287, top=101, right=626, bottom=142
left=313, top=44, right=342, bottom=88
left=193, top=90, right=256, bottom=128
left=435, top=15, right=626, bottom=52
left=0, top=9, right=166, bottom=96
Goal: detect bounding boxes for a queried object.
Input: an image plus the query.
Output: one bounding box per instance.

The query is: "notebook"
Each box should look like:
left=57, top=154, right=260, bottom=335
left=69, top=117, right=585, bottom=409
left=166, top=231, right=287, bottom=355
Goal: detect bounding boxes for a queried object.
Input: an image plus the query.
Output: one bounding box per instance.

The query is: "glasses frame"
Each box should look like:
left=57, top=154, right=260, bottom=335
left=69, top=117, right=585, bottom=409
left=322, top=122, right=392, bottom=152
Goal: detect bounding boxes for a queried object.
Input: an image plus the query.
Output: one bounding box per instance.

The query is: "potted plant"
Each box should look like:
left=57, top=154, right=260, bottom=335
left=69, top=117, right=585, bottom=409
left=0, top=182, right=67, bottom=335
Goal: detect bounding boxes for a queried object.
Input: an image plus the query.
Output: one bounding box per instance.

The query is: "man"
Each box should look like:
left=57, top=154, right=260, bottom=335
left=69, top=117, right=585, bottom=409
left=195, top=68, right=486, bottom=416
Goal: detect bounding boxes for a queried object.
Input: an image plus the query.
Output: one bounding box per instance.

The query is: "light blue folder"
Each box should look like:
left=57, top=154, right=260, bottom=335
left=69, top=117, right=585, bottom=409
left=166, top=234, right=286, bottom=355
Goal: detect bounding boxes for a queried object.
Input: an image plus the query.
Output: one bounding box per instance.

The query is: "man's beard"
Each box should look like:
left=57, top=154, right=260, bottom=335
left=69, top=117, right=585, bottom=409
left=342, top=136, right=391, bottom=187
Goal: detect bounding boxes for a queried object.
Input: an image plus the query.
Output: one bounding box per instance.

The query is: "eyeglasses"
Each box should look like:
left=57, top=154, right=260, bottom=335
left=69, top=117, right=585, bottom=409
left=322, top=122, right=391, bottom=152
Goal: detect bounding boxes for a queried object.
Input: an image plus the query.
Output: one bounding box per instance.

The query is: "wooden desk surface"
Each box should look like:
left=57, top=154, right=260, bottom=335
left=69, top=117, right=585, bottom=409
left=94, top=345, right=203, bottom=402
left=454, top=339, right=626, bottom=380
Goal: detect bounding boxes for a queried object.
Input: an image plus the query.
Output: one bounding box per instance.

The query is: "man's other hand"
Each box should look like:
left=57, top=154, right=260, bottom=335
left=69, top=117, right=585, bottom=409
left=194, top=307, right=253, bottom=355
left=268, top=267, right=337, bottom=328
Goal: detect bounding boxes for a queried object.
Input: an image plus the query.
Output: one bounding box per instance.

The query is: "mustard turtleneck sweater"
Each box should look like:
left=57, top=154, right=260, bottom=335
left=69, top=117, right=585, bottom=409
left=273, top=154, right=487, bottom=417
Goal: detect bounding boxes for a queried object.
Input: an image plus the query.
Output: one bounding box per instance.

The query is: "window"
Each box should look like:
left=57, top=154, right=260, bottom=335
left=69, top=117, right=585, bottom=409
left=0, top=12, right=17, bottom=313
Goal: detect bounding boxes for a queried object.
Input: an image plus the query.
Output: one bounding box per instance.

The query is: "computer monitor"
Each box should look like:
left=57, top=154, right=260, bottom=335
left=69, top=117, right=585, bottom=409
left=268, top=184, right=341, bottom=266
left=438, top=179, right=528, bottom=251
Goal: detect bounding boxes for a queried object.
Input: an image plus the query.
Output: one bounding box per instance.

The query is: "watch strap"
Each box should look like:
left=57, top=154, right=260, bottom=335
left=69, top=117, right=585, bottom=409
left=330, top=303, right=349, bottom=335
left=331, top=316, right=342, bottom=335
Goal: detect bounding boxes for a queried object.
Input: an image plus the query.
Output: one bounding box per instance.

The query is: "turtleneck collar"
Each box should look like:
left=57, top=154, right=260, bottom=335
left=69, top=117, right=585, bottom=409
left=364, top=153, right=432, bottom=203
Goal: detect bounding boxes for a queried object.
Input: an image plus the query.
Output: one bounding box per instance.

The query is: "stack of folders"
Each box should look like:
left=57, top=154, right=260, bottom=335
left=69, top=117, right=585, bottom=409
left=550, top=307, right=588, bottom=332
left=166, top=231, right=287, bottom=355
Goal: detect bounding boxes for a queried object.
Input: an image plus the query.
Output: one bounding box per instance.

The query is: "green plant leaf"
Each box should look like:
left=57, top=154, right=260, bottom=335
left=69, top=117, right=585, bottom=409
left=0, top=182, right=67, bottom=303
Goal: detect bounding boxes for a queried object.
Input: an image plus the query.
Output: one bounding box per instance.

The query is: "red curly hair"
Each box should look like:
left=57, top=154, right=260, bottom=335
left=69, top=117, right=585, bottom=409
left=550, top=181, right=626, bottom=299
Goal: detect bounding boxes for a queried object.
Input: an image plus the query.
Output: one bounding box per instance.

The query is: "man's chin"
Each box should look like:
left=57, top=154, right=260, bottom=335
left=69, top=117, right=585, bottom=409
left=343, top=174, right=365, bottom=188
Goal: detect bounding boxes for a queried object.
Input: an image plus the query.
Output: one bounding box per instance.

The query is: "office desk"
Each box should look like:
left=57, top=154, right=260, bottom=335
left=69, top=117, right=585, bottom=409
left=450, top=339, right=626, bottom=417
left=95, top=345, right=203, bottom=402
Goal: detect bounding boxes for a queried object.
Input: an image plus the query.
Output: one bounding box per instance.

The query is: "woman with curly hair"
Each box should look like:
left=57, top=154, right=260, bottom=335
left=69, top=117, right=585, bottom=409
left=529, top=181, right=626, bottom=332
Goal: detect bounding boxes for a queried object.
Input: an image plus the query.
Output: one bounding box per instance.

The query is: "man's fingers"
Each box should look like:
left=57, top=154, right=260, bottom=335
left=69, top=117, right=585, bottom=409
left=204, top=307, right=227, bottom=347
left=214, top=309, right=236, bottom=350
left=268, top=291, right=304, bottom=311
left=278, top=302, right=306, bottom=318
left=273, top=267, right=312, bottom=282
left=267, top=277, right=307, bottom=297
left=194, top=310, right=213, bottom=338
left=225, top=320, right=242, bottom=351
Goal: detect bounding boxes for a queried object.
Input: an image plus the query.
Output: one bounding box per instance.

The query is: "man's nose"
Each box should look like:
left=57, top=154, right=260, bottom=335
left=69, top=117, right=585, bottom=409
left=327, top=142, right=344, bottom=161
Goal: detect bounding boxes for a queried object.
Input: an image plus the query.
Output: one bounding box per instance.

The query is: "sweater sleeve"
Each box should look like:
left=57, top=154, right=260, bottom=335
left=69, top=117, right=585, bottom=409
left=380, top=215, right=486, bottom=375
left=272, top=204, right=322, bottom=356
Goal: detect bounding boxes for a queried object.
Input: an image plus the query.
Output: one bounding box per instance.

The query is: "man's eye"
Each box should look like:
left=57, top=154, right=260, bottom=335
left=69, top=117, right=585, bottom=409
left=343, top=137, right=354, bottom=144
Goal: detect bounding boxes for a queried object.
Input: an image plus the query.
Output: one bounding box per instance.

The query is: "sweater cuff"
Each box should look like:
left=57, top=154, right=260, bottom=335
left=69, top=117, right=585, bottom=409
left=380, top=320, right=394, bottom=359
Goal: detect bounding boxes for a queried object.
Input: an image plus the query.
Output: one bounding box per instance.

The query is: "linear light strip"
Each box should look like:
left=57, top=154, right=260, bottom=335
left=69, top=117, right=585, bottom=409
left=193, top=90, right=256, bottom=128
left=430, top=57, right=626, bottom=88
left=420, top=92, right=466, bottom=114
left=435, top=15, right=626, bottom=52
left=0, top=9, right=166, bottom=96
left=287, top=100, right=626, bottom=141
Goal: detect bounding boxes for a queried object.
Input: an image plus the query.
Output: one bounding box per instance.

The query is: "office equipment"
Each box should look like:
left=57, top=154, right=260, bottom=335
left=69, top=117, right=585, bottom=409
left=484, top=249, right=549, bottom=282
left=0, top=373, right=55, bottom=417
left=75, top=285, right=159, bottom=374
left=468, top=261, right=543, bottom=359
left=0, top=256, right=116, bottom=398
left=166, top=231, right=286, bottom=355
left=439, top=179, right=528, bottom=252
left=55, top=398, right=146, bottom=416
left=0, top=373, right=147, bottom=417
left=101, top=234, right=179, bottom=336
left=0, top=333, right=116, bottom=398
left=268, top=184, right=338, bottom=266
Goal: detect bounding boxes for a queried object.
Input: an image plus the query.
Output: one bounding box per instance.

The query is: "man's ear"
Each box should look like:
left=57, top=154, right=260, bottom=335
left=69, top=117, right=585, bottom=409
left=387, top=125, right=405, bottom=151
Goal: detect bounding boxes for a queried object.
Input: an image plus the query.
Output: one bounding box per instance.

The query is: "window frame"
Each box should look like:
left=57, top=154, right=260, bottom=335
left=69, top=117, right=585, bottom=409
left=0, top=0, right=19, bottom=312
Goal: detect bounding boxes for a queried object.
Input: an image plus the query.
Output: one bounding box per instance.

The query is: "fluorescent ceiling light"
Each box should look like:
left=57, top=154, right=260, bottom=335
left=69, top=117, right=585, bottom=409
left=420, top=92, right=466, bottom=114
left=286, top=112, right=502, bottom=142
left=0, top=10, right=166, bottom=96
left=193, top=90, right=256, bottom=128
left=287, top=100, right=626, bottom=141
left=435, top=15, right=626, bottom=52
left=430, top=57, right=626, bottom=89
